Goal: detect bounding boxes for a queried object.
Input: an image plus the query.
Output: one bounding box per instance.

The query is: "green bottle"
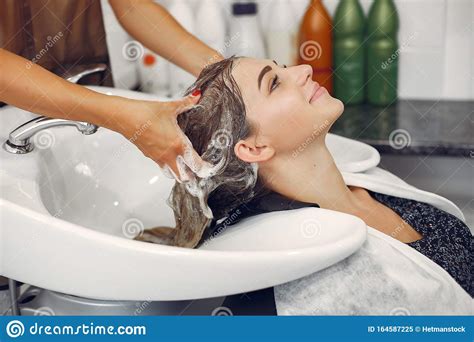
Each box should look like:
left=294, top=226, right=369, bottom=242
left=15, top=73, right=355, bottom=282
left=367, top=0, right=399, bottom=106
left=333, top=0, right=366, bottom=105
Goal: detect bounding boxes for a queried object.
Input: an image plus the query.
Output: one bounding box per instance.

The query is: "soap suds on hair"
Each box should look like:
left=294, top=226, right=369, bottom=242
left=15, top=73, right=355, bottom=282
left=135, top=57, right=266, bottom=248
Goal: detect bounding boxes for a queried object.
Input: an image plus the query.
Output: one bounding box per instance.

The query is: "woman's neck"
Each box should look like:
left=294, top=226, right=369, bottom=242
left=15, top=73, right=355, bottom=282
left=262, top=138, right=366, bottom=215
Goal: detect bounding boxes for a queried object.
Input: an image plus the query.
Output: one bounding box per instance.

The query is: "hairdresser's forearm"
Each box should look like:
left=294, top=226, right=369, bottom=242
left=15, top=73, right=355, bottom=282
left=109, top=0, right=223, bottom=77
left=0, top=49, right=136, bottom=133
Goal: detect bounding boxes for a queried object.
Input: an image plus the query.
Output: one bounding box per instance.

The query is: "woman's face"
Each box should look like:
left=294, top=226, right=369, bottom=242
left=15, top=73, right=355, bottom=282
left=231, top=58, right=344, bottom=159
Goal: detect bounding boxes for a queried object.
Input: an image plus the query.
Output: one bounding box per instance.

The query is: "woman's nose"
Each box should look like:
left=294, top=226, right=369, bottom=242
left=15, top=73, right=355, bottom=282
left=293, top=64, right=313, bottom=86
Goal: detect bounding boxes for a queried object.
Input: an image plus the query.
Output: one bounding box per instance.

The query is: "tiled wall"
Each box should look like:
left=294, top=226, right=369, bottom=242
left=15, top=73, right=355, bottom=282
left=102, top=0, right=473, bottom=100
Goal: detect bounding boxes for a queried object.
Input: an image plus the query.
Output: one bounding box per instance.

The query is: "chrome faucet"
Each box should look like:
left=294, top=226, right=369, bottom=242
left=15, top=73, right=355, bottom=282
left=3, top=64, right=107, bottom=154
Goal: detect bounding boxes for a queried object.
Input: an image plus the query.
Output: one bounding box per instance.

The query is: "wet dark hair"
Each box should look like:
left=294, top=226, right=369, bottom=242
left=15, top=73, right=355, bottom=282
left=135, top=57, right=271, bottom=248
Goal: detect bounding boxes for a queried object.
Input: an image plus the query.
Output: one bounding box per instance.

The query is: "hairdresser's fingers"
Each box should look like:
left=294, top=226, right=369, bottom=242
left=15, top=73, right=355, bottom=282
left=176, top=155, right=193, bottom=183
left=159, top=143, right=186, bottom=182
left=162, top=156, right=189, bottom=183
left=158, top=136, right=198, bottom=183
left=154, top=92, right=201, bottom=181
left=163, top=158, right=198, bottom=184
left=160, top=144, right=211, bottom=182
left=162, top=163, right=195, bottom=184
left=161, top=164, right=179, bottom=181
left=170, top=91, right=201, bottom=117
left=180, top=145, right=215, bottom=178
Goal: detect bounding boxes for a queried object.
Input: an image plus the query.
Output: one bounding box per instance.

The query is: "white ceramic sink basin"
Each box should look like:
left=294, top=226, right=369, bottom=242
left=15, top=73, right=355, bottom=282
left=0, top=86, right=369, bottom=301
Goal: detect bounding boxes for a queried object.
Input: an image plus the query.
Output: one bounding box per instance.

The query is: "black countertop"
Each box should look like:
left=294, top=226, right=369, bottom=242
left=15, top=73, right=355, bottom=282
left=330, top=100, right=473, bottom=157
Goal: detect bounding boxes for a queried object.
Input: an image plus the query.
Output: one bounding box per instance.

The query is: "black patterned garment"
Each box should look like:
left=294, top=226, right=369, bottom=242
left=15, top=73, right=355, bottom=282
left=201, top=190, right=473, bottom=314
left=368, top=190, right=473, bottom=297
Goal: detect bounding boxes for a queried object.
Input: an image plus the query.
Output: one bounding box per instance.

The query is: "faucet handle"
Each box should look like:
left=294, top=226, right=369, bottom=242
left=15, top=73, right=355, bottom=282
left=62, top=64, right=107, bottom=84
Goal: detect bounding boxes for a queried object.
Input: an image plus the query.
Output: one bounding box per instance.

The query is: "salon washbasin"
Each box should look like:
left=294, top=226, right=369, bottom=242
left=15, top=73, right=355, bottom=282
left=0, top=86, right=373, bottom=301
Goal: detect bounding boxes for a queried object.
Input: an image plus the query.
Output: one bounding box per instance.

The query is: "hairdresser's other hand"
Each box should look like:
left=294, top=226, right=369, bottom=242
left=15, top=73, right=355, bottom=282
left=116, top=91, right=208, bottom=181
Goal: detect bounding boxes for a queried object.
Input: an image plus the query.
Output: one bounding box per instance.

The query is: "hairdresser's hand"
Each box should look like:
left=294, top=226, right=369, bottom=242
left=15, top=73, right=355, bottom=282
left=0, top=49, right=209, bottom=182
left=117, top=92, right=210, bottom=182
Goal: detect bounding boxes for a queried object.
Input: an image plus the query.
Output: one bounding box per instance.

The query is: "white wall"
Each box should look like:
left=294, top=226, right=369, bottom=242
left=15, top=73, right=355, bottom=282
left=100, top=0, right=139, bottom=89
left=102, top=0, right=474, bottom=100
left=442, top=0, right=473, bottom=100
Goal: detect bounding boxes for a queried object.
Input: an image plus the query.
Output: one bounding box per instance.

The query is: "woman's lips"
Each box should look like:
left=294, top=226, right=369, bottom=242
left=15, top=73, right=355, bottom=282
left=310, top=83, right=327, bottom=103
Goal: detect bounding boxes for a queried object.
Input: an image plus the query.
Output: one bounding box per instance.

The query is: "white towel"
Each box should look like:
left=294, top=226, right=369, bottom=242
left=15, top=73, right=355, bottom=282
left=275, top=166, right=472, bottom=315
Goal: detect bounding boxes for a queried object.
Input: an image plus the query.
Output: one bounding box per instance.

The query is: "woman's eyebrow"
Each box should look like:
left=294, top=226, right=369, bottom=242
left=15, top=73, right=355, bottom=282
left=258, top=65, right=273, bottom=90
left=257, top=61, right=279, bottom=91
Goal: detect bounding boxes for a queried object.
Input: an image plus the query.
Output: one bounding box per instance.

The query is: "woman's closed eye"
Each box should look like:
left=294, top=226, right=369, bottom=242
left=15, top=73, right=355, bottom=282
left=270, top=75, right=280, bottom=93
left=269, top=64, right=287, bottom=94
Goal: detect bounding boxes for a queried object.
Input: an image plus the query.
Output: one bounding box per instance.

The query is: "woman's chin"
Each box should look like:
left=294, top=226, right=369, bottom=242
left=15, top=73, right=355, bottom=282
left=324, top=95, right=344, bottom=119
left=319, top=95, right=344, bottom=122
left=334, top=98, right=345, bottom=117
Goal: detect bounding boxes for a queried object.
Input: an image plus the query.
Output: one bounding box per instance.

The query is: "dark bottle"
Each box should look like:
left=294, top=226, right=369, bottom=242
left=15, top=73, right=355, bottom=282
left=333, top=0, right=366, bottom=105
left=298, top=0, right=333, bottom=94
left=367, top=0, right=399, bottom=106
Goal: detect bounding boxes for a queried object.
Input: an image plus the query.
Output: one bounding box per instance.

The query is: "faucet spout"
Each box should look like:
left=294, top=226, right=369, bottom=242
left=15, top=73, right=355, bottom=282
left=3, top=64, right=106, bottom=154
left=3, top=117, right=99, bottom=154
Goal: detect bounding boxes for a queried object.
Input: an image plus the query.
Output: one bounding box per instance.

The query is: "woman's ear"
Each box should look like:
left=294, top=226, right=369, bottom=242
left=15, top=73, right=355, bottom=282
left=234, top=138, right=275, bottom=163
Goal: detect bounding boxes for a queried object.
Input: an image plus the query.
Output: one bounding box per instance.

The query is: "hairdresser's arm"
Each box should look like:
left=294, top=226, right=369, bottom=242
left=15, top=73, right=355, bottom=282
left=109, top=0, right=223, bottom=77
left=0, top=48, right=201, bottom=176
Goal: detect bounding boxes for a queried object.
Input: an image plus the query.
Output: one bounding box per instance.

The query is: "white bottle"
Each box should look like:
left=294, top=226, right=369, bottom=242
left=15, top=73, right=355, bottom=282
left=167, top=0, right=196, bottom=96
left=137, top=48, right=170, bottom=97
left=265, top=0, right=297, bottom=66
left=228, top=2, right=266, bottom=59
left=291, top=0, right=311, bottom=24
left=258, top=0, right=272, bottom=33
left=196, top=0, right=226, bottom=59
